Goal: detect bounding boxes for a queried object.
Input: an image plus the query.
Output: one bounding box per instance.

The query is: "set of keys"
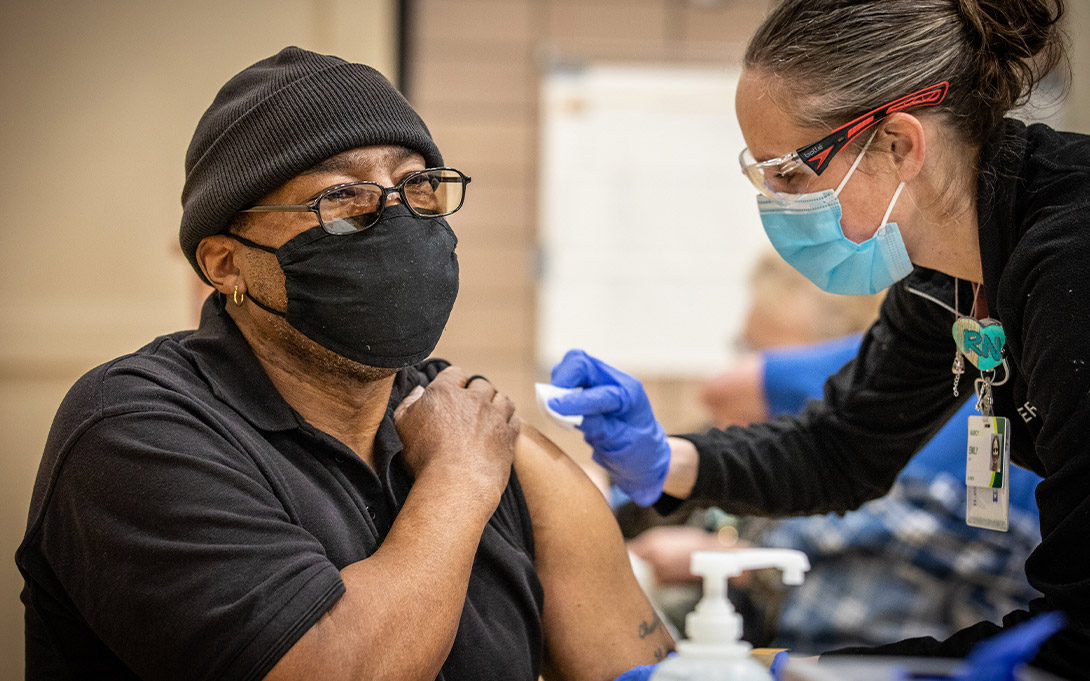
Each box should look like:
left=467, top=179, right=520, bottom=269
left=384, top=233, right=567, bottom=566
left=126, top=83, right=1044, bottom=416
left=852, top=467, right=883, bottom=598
left=952, top=353, right=965, bottom=397
left=951, top=354, right=1000, bottom=416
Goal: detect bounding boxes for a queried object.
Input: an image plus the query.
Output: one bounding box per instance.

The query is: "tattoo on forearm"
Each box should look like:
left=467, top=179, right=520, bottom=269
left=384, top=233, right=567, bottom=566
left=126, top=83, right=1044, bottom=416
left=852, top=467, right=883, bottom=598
left=639, top=618, right=662, bottom=639
left=654, top=647, right=666, bottom=661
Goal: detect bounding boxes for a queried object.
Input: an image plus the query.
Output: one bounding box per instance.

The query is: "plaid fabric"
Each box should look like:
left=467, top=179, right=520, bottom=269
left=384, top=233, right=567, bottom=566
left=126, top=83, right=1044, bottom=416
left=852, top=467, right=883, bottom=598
left=760, top=472, right=1041, bottom=654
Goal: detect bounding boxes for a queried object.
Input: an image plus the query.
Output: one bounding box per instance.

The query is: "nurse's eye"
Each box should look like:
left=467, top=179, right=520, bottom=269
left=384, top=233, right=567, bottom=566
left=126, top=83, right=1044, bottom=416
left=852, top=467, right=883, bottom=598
left=766, top=167, right=800, bottom=193
left=775, top=161, right=818, bottom=194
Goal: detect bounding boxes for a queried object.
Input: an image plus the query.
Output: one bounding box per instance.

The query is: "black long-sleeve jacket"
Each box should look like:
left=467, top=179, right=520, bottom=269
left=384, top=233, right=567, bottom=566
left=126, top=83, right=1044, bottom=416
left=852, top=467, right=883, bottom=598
left=677, top=119, right=1090, bottom=680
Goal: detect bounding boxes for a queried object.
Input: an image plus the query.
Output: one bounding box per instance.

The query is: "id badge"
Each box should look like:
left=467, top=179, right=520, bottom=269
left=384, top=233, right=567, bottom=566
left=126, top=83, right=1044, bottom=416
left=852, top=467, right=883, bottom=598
left=966, top=415, right=1010, bottom=532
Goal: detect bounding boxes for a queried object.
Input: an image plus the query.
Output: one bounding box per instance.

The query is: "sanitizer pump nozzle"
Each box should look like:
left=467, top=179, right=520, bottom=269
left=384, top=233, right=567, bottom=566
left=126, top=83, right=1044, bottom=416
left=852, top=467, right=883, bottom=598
left=651, top=549, right=810, bottom=681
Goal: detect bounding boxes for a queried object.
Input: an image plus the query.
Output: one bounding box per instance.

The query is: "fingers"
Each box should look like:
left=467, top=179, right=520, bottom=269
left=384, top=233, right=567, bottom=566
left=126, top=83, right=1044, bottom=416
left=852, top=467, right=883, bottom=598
left=461, top=373, right=516, bottom=420
left=551, top=349, right=633, bottom=393
left=434, top=366, right=494, bottom=395
left=467, top=376, right=516, bottom=427
left=550, top=348, right=595, bottom=388
left=491, top=388, right=516, bottom=424
left=401, top=366, right=519, bottom=444
left=433, top=366, right=517, bottom=425
left=548, top=385, right=626, bottom=417
left=465, top=375, right=497, bottom=401
left=431, top=365, right=469, bottom=388
left=580, top=413, right=623, bottom=443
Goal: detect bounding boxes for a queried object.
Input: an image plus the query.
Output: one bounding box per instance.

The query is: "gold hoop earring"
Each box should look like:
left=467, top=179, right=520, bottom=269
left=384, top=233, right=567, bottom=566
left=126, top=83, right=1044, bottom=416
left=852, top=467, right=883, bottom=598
left=233, top=285, right=245, bottom=307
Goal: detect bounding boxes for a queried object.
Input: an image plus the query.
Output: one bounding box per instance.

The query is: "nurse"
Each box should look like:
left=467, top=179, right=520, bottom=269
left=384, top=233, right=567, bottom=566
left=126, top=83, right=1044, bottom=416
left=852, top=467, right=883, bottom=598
left=548, top=0, right=1090, bottom=676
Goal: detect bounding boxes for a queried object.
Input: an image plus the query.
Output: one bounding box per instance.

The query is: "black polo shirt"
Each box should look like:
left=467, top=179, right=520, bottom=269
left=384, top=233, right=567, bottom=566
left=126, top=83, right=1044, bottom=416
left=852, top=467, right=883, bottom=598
left=17, top=294, right=544, bottom=681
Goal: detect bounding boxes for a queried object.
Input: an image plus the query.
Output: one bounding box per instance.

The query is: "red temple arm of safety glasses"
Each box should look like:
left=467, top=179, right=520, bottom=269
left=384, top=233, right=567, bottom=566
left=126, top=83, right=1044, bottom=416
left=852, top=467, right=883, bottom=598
left=797, top=81, right=950, bottom=175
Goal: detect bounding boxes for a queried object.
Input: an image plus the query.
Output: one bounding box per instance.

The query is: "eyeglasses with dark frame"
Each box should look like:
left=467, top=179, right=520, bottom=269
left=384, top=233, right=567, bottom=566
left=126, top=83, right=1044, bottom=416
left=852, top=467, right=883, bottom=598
left=740, top=81, right=949, bottom=206
left=239, top=167, right=472, bottom=234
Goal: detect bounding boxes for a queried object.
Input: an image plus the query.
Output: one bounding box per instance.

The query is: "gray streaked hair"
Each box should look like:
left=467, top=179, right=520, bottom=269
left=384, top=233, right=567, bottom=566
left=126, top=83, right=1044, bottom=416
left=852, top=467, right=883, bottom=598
left=744, top=0, right=1069, bottom=148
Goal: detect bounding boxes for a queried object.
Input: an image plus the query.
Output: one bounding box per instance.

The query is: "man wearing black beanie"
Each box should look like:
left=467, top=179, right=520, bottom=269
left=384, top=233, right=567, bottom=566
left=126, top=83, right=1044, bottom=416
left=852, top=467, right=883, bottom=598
left=17, top=47, right=672, bottom=681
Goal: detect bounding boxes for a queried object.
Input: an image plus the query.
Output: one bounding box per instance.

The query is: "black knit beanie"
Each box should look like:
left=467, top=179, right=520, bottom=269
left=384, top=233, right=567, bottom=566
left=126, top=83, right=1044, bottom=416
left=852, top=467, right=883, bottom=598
left=180, top=46, right=443, bottom=283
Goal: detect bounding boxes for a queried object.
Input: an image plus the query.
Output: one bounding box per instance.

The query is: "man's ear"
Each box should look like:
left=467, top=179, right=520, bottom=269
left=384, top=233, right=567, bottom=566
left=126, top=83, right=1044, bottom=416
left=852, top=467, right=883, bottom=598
left=878, top=112, right=926, bottom=184
left=195, top=235, right=243, bottom=295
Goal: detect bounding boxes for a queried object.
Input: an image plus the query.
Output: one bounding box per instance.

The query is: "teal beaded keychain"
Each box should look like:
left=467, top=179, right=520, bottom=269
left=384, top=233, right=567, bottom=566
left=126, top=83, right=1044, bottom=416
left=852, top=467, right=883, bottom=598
left=952, top=281, right=1007, bottom=398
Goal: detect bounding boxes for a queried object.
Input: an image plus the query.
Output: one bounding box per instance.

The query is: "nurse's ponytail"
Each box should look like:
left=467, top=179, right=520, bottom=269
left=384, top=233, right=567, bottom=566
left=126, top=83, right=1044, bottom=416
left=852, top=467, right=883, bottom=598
left=956, top=0, right=1068, bottom=126
left=745, top=0, right=1068, bottom=148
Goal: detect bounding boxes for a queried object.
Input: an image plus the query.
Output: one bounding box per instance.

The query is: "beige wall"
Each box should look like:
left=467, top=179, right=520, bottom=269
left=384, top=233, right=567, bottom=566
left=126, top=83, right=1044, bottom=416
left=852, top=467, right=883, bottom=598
left=1069, top=0, right=1090, bottom=134
left=0, top=0, right=397, bottom=675
left=410, top=0, right=781, bottom=462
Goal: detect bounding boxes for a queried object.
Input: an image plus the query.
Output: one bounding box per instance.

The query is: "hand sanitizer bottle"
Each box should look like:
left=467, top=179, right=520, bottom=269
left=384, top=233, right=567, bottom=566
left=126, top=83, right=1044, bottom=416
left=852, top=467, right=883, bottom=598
left=650, top=549, right=810, bottom=681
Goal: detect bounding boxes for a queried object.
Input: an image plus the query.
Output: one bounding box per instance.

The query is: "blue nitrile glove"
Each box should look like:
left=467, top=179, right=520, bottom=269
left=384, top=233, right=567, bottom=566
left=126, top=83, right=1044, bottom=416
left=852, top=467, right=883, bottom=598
left=769, top=650, right=790, bottom=681
left=549, top=349, right=671, bottom=506
left=610, top=661, right=661, bottom=681
left=953, top=612, right=1065, bottom=681
left=610, top=653, right=675, bottom=681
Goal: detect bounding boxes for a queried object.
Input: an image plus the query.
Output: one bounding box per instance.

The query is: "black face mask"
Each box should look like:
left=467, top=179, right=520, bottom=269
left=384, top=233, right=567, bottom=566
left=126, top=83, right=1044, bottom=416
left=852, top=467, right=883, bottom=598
left=229, top=204, right=459, bottom=369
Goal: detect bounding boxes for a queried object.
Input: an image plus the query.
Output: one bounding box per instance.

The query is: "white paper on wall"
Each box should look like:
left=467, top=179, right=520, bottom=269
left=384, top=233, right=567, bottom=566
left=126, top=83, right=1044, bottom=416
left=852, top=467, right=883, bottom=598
left=537, top=64, right=768, bottom=376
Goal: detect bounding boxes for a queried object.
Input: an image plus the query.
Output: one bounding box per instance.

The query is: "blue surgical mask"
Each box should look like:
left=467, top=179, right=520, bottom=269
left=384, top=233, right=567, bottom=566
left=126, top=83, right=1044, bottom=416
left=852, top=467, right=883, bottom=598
left=756, top=135, right=913, bottom=295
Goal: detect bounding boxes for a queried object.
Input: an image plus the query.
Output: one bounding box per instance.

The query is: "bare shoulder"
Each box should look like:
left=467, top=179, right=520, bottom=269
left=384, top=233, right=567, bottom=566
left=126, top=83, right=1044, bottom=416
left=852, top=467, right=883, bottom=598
left=514, top=423, right=607, bottom=511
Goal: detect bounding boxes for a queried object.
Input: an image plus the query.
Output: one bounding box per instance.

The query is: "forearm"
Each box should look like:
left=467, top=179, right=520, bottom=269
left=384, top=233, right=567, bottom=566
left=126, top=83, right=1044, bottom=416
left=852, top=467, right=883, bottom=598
left=676, top=416, right=901, bottom=516
left=265, top=468, right=501, bottom=681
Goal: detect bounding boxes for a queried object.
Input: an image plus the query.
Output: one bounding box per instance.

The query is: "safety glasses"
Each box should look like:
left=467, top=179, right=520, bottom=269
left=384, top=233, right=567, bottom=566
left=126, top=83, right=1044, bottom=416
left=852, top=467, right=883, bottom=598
left=740, top=81, right=949, bottom=206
